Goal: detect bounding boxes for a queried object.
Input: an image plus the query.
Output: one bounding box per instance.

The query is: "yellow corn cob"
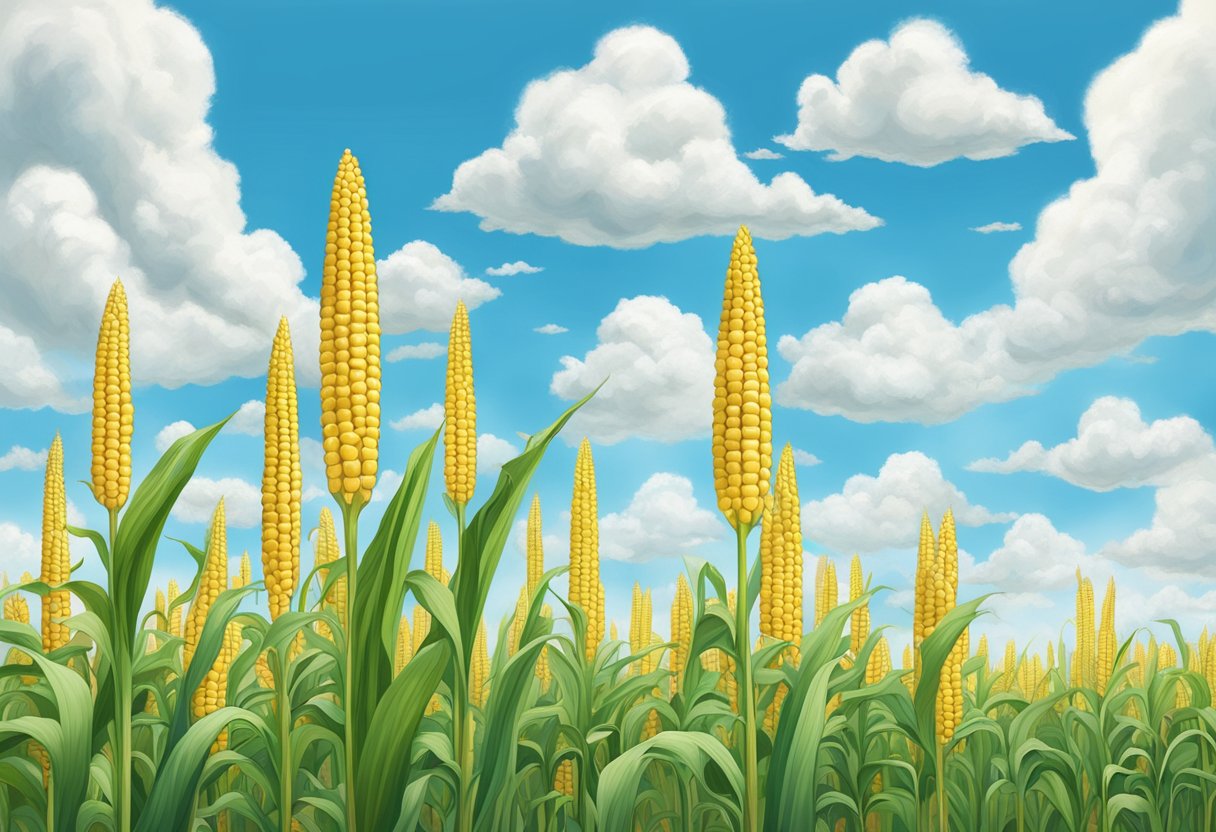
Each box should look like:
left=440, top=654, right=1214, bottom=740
left=977, top=634, right=989, bottom=665
left=91, top=279, right=133, bottom=511
left=155, top=588, right=166, bottom=628
left=167, top=579, right=183, bottom=639
left=867, top=636, right=891, bottom=685
left=912, top=512, right=936, bottom=685
left=934, top=514, right=963, bottom=745
left=395, top=615, right=413, bottom=675
left=849, top=554, right=869, bottom=658
left=554, top=758, right=575, bottom=796
left=712, top=226, right=772, bottom=529
left=1158, top=641, right=1177, bottom=668
left=814, top=557, right=838, bottom=629
left=630, top=583, right=644, bottom=673
left=1096, top=577, right=1116, bottom=696
left=527, top=494, right=544, bottom=595
left=1002, top=640, right=1018, bottom=692
left=445, top=299, right=476, bottom=506
left=470, top=618, right=490, bottom=708
left=760, top=445, right=803, bottom=663
left=320, top=149, right=381, bottom=504
left=314, top=507, right=344, bottom=639
left=40, top=433, right=71, bottom=651
left=722, top=590, right=738, bottom=712
left=262, top=317, right=301, bottom=620
left=4, top=578, right=32, bottom=671
left=184, top=500, right=228, bottom=671
left=1205, top=636, right=1216, bottom=696
left=569, top=439, right=602, bottom=659
left=1073, top=570, right=1095, bottom=691
left=902, top=643, right=914, bottom=693
left=413, top=522, right=449, bottom=656
left=537, top=604, right=553, bottom=690
left=239, top=552, right=251, bottom=590
left=643, top=631, right=666, bottom=740
left=509, top=586, right=528, bottom=656
left=670, top=574, right=692, bottom=695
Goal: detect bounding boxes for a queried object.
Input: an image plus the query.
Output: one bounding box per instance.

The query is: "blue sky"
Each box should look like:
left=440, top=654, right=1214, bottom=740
left=1, top=0, right=1213, bottom=659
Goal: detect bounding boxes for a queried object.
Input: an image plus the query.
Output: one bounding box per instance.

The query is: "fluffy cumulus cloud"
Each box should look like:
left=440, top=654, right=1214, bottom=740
left=776, top=2, right=1216, bottom=423
left=477, top=433, right=519, bottom=478
left=154, top=421, right=197, bottom=453
left=599, top=473, right=724, bottom=562
left=0, top=445, right=47, bottom=472
left=551, top=295, right=714, bottom=443
left=744, top=148, right=783, bottom=160
left=1101, top=477, right=1216, bottom=579
left=486, top=261, right=542, bottom=276
left=377, top=241, right=500, bottom=333
left=433, top=26, right=879, bottom=248
left=386, top=342, right=445, bottom=362
left=776, top=19, right=1073, bottom=166
left=964, top=513, right=1101, bottom=591
left=227, top=400, right=266, bottom=435
left=972, top=221, right=1022, bottom=234
left=0, top=0, right=317, bottom=411
left=968, top=397, right=1214, bottom=491
left=391, top=403, right=443, bottom=431
left=0, top=521, right=39, bottom=574
left=803, top=451, right=1015, bottom=553
left=792, top=448, right=821, bottom=467
left=535, top=324, right=568, bottom=335
left=171, top=476, right=261, bottom=528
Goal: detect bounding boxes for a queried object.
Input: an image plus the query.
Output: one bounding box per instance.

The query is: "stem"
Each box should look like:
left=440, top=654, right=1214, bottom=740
left=935, top=742, right=947, bottom=832
left=453, top=503, right=475, bottom=832
left=278, top=657, right=293, bottom=832
left=340, top=500, right=362, bottom=832
left=735, top=522, right=759, bottom=832
left=108, top=507, right=133, bottom=832
left=46, top=770, right=53, bottom=832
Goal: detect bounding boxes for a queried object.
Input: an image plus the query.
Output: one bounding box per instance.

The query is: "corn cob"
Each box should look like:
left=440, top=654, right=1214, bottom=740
left=712, top=226, right=772, bottom=529
left=760, top=445, right=802, bottom=660
left=527, top=494, right=544, bottom=595
left=1002, top=640, right=1018, bottom=692
left=630, top=583, right=644, bottom=673
left=509, top=586, right=528, bottom=656
left=902, top=643, right=914, bottom=693
left=154, top=589, right=166, bottom=631
left=445, top=299, right=476, bottom=506
left=814, top=557, right=838, bottom=629
left=3, top=577, right=32, bottom=671
left=1205, top=636, right=1216, bottom=696
left=555, top=758, right=575, bottom=796
left=320, top=149, right=381, bottom=504
left=537, top=604, right=553, bottom=690
left=91, top=278, right=133, bottom=511
left=469, top=618, right=490, bottom=708
left=1096, top=577, right=1116, bottom=696
left=912, top=512, right=936, bottom=685
left=167, top=579, right=183, bottom=638
left=239, top=552, right=251, bottom=590
left=262, top=317, right=302, bottom=619
left=849, top=554, right=869, bottom=659
left=643, top=631, right=665, bottom=740
left=314, top=507, right=344, bottom=638
left=977, top=634, right=989, bottom=667
left=395, top=616, right=412, bottom=675
left=413, top=521, right=449, bottom=656
left=185, top=500, right=228, bottom=670
left=670, top=573, right=692, bottom=696
left=569, top=439, right=602, bottom=659
left=40, top=433, right=71, bottom=651
left=1073, top=570, right=1095, bottom=691
left=934, top=513, right=963, bottom=746
left=867, top=636, right=891, bottom=685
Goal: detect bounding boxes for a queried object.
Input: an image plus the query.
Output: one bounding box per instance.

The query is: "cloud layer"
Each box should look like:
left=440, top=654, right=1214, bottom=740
left=434, top=26, right=879, bottom=248
left=776, top=19, right=1072, bottom=166
left=599, top=473, right=724, bottom=562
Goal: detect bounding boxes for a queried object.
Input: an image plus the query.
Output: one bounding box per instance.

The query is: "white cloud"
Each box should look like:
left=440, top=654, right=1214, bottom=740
left=391, top=403, right=444, bottom=432
left=776, top=19, right=1072, bottom=166
left=550, top=295, right=713, bottom=443
left=599, top=473, right=725, bottom=562
left=972, top=221, right=1022, bottom=234
left=776, top=1, right=1216, bottom=423
left=968, top=397, right=1213, bottom=491
left=227, top=400, right=265, bottom=435
left=377, top=241, right=500, bottom=333
left=1114, top=583, right=1216, bottom=634
left=0, top=0, right=317, bottom=411
left=478, top=433, right=520, bottom=478
left=535, top=324, right=569, bottom=335
left=371, top=469, right=403, bottom=504
left=744, top=148, right=783, bottom=160
left=302, top=485, right=328, bottom=503
left=433, top=26, right=879, bottom=248
left=1101, top=477, right=1216, bottom=580
left=0, top=445, right=47, bottom=472
left=386, top=342, right=445, bottom=362
left=171, top=477, right=261, bottom=528
left=803, top=451, right=1015, bottom=553
left=154, top=421, right=197, bottom=454
left=0, top=521, right=38, bottom=575
left=486, top=261, right=543, bottom=276
left=964, top=514, right=1102, bottom=591
left=792, top=448, right=821, bottom=467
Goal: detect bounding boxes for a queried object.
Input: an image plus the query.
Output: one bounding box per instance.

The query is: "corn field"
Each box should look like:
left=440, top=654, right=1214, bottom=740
left=3, top=150, right=1216, bottom=832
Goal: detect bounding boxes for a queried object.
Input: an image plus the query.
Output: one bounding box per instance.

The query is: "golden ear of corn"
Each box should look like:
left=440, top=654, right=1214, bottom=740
left=412, top=522, right=448, bottom=657
left=931, top=512, right=962, bottom=745
left=239, top=552, right=251, bottom=591
left=527, top=494, right=544, bottom=595
left=866, top=636, right=891, bottom=685
left=1072, top=569, right=1095, bottom=691
left=569, top=439, right=602, bottom=660
left=167, top=578, right=183, bottom=638
left=712, top=226, right=772, bottom=530
left=670, top=573, right=692, bottom=696
left=814, top=557, right=838, bottom=629
left=320, top=149, right=381, bottom=504
left=554, top=758, right=575, bottom=796
left=469, top=618, right=490, bottom=708
left=313, top=507, right=345, bottom=639
left=912, top=512, right=937, bottom=684
left=629, top=583, right=646, bottom=674
left=91, top=279, right=133, bottom=510
left=395, top=615, right=413, bottom=675
left=185, top=500, right=228, bottom=670
left=609, top=620, right=618, bottom=642
left=760, top=445, right=802, bottom=664
left=1096, top=577, right=1116, bottom=696
left=509, top=586, right=528, bottom=657
left=263, top=317, right=302, bottom=620
left=849, top=554, right=869, bottom=658
left=445, top=299, right=476, bottom=506
left=40, top=433, right=71, bottom=651
left=537, top=603, right=553, bottom=689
